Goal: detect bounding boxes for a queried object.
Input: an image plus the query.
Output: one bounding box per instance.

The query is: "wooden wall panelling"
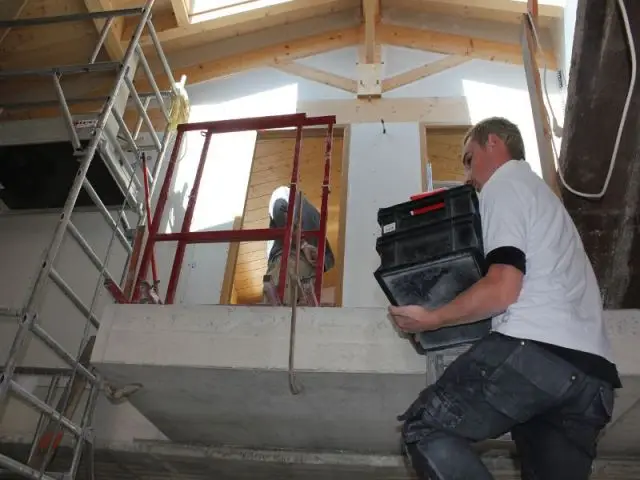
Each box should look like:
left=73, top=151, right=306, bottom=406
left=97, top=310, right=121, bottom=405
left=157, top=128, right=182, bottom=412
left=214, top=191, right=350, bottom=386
left=232, top=128, right=344, bottom=304
left=424, top=126, right=470, bottom=183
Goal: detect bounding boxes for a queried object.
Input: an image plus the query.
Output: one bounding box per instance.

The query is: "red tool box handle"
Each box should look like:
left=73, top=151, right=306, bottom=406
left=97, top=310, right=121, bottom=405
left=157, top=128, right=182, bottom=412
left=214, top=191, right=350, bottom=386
left=409, top=188, right=447, bottom=216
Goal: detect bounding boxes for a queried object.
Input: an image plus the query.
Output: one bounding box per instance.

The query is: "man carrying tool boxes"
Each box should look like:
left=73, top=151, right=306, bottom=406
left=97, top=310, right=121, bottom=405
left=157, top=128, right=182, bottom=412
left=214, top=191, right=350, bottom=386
left=263, top=186, right=335, bottom=305
left=387, top=117, right=621, bottom=479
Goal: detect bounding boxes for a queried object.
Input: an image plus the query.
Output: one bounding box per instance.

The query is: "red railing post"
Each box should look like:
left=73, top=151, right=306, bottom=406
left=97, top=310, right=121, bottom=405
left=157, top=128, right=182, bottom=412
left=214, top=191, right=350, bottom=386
left=141, top=154, right=159, bottom=287
left=131, top=114, right=337, bottom=307
left=314, top=122, right=335, bottom=301
left=165, top=130, right=213, bottom=304
left=133, top=128, right=185, bottom=301
left=277, top=123, right=304, bottom=304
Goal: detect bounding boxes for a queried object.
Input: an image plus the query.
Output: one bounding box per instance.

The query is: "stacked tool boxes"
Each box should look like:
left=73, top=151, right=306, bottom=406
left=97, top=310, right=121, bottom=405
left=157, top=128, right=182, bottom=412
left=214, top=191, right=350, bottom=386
left=374, top=185, right=492, bottom=353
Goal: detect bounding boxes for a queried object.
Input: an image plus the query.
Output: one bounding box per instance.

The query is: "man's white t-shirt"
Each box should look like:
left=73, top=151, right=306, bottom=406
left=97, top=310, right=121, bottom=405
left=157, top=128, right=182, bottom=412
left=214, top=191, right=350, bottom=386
left=479, top=160, right=615, bottom=363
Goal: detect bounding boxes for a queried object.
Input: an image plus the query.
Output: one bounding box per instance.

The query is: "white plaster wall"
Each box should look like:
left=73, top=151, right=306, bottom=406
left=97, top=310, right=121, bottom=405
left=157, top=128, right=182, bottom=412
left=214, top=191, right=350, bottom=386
left=0, top=210, right=133, bottom=368
left=342, top=123, right=422, bottom=308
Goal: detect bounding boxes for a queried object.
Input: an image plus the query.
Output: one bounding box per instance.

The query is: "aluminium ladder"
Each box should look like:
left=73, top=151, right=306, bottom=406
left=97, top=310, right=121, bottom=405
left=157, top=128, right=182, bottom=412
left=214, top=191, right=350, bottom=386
left=0, top=1, right=180, bottom=478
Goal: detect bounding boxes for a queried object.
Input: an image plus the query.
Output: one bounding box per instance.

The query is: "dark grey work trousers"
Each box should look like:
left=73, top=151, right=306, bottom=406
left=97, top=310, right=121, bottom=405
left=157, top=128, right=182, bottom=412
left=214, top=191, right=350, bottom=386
left=400, top=332, right=615, bottom=479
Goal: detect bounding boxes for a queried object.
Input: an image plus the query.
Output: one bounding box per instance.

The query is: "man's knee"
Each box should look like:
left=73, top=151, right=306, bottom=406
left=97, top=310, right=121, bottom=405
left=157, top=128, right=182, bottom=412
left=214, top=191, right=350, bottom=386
left=401, top=420, right=483, bottom=480
left=400, top=410, right=453, bottom=455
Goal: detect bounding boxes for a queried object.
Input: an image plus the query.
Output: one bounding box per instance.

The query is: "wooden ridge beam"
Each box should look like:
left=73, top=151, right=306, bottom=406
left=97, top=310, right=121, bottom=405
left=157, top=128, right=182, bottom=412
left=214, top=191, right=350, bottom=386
left=382, top=55, right=470, bottom=92
left=83, top=0, right=125, bottom=60
left=273, top=62, right=358, bottom=93
left=123, top=97, right=471, bottom=129
left=0, top=96, right=471, bottom=133
left=362, top=0, right=380, bottom=63
left=378, top=23, right=557, bottom=69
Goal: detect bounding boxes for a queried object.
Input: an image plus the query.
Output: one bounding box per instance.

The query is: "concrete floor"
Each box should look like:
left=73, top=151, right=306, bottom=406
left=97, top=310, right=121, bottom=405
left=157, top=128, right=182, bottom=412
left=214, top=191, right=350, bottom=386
left=2, top=440, right=640, bottom=480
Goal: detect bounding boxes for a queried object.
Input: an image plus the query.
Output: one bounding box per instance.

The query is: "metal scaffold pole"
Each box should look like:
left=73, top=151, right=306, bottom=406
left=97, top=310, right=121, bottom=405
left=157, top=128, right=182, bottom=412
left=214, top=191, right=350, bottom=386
left=0, top=0, right=181, bottom=478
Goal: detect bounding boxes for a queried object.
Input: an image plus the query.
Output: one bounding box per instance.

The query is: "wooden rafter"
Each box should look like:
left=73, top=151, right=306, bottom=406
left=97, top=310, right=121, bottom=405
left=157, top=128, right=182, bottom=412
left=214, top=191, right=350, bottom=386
left=362, top=0, right=380, bottom=64
left=135, top=26, right=361, bottom=90
left=378, top=23, right=557, bottom=69
left=274, top=62, right=358, bottom=93
left=170, top=0, right=190, bottom=27
left=83, top=0, right=125, bottom=60
left=388, top=0, right=561, bottom=18
left=382, top=55, right=470, bottom=92
left=385, top=0, right=561, bottom=28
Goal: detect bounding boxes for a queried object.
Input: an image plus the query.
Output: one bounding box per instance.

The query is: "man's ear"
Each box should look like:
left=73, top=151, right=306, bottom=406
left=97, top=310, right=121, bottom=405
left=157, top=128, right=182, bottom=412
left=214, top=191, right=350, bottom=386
left=487, top=133, right=504, bottom=151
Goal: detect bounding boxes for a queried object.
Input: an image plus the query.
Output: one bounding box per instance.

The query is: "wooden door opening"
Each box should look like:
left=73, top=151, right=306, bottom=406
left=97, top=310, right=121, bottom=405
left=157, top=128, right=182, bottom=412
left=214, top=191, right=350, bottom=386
left=223, top=127, right=347, bottom=306
left=421, top=125, right=470, bottom=189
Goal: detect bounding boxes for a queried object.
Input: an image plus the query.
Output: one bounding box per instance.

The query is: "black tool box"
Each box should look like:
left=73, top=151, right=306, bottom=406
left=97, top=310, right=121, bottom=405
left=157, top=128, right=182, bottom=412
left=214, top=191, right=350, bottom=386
left=376, top=213, right=482, bottom=269
left=374, top=185, right=491, bottom=352
left=377, top=184, right=479, bottom=236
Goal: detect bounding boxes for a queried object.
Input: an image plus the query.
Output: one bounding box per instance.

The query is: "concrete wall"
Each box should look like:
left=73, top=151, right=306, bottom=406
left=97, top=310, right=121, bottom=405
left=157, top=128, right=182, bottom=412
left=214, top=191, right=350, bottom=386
left=0, top=44, right=562, bottom=443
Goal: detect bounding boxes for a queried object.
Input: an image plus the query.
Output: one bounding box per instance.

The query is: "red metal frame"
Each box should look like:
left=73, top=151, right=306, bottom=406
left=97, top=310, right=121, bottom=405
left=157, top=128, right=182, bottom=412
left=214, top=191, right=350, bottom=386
left=132, top=113, right=336, bottom=305
left=141, top=154, right=159, bottom=287
left=104, top=278, right=128, bottom=304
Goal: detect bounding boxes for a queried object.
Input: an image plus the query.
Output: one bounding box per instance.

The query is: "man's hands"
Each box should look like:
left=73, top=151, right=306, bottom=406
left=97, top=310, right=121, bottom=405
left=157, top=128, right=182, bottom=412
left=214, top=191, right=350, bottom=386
left=300, top=242, right=318, bottom=265
left=388, top=305, right=443, bottom=333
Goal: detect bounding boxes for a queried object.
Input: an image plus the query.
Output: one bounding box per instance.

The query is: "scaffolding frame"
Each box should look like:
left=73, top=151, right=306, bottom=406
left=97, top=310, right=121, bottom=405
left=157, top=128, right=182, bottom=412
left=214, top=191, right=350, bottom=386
left=131, top=113, right=337, bottom=306
left=0, top=1, right=179, bottom=478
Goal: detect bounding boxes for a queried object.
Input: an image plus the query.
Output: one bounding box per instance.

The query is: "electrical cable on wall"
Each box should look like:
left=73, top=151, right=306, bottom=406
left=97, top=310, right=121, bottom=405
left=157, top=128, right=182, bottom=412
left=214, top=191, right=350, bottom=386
left=527, top=0, right=636, bottom=199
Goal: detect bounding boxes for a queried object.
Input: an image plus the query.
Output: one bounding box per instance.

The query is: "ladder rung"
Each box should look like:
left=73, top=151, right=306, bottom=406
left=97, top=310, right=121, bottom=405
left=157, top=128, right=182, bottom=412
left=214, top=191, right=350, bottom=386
left=124, top=75, right=162, bottom=151
left=97, top=137, right=142, bottom=207
left=67, top=221, right=119, bottom=289
left=8, top=379, right=83, bottom=437
left=30, top=323, right=98, bottom=385
left=81, top=179, right=133, bottom=255
left=0, top=91, right=172, bottom=110
left=135, top=45, right=169, bottom=121
left=0, top=7, right=144, bottom=29
left=49, top=268, right=100, bottom=329
left=0, top=61, right=121, bottom=78
left=0, top=306, right=20, bottom=318
left=0, top=454, right=58, bottom=480
left=112, top=109, right=141, bottom=158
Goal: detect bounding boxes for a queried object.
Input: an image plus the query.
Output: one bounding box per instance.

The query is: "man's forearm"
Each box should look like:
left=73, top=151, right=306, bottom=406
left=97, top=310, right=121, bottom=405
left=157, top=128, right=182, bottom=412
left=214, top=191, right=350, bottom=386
left=432, top=276, right=510, bottom=327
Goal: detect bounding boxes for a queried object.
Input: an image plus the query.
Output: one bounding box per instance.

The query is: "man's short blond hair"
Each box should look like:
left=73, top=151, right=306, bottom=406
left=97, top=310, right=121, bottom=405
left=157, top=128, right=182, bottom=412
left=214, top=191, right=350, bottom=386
left=463, top=117, right=525, bottom=161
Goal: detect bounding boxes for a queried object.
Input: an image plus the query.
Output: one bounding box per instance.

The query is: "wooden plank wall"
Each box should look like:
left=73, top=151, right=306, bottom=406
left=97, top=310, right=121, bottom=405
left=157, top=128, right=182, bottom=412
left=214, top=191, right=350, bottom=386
left=231, top=128, right=345, bottom=305
left=425, top=126, right=469, bottom=183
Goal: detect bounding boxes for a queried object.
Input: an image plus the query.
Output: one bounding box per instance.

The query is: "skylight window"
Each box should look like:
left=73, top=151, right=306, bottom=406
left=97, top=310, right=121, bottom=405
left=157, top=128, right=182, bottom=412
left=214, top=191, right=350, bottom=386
left=189, top=0, right=294, bottom=24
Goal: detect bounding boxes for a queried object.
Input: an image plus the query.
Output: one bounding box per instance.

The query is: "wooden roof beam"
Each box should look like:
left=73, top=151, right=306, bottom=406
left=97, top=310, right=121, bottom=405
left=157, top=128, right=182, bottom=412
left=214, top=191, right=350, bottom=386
left=382, top=55, right=470, bottom=92
left=274, top=62, right=358, bottom=93
left=386, top=0, right=562, bottom=18
left=83, top=0, right=125, bottom=60
left=378, top=23, right=557, bottom=69
left=362, top=0, right=380, bottom=64
left=135, top=26, right=362, bottom=90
